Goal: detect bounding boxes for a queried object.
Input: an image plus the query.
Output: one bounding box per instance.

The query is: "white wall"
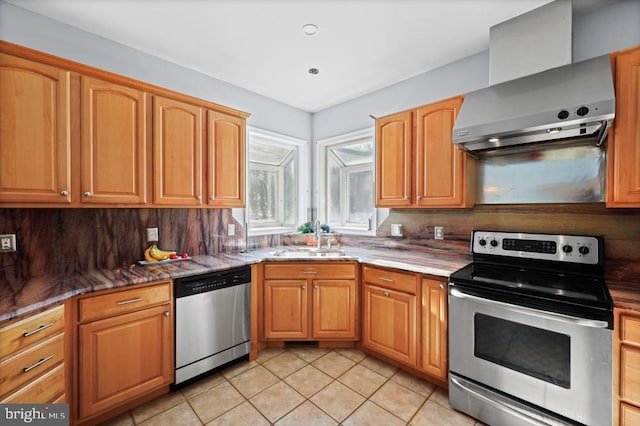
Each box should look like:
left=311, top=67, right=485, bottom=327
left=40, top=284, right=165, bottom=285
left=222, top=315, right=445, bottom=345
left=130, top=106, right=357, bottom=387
left=0, top=0, right=312, bottom=141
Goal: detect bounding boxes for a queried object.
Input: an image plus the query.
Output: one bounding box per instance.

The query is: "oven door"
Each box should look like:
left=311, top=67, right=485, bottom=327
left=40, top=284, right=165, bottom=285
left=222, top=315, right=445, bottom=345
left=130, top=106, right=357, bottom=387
left=448, top=283, right=612, bottom=426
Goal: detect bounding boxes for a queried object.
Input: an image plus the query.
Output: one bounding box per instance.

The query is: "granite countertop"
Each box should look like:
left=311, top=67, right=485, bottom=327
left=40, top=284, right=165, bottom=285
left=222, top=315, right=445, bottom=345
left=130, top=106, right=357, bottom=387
left=2, top=246, right=639, bottom=322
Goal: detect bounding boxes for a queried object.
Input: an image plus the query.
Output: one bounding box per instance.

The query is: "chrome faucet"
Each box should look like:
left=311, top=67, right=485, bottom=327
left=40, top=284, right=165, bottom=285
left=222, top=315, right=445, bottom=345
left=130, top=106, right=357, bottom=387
left=315, top=219, right=322, bottom=249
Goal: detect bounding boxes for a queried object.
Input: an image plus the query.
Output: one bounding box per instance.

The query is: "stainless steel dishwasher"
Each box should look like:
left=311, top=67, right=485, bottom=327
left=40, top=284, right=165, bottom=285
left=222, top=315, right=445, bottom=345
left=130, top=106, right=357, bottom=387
left=174, top=266, right=251, bottom=386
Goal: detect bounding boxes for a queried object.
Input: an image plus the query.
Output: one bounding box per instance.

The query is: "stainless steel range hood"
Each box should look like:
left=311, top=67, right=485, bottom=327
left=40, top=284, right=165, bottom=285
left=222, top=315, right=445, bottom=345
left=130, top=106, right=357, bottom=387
left=452, top=54, right=615, bottom=155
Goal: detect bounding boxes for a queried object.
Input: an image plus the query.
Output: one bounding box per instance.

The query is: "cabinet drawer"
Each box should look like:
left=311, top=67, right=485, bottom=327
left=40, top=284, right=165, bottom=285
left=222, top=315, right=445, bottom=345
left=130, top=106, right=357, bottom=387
left=0, top=333, right=64, bottom=397
left=264, top=263, right=356, bottom=280
left=0, top=304, right=64, bottom=359
left=363, top=265, right=417, bottom=295
left=1, top=363, right=65, bottom=404
left=621, top=314, right=640, bottom=345
left=78, top=282, right=171, bottom=322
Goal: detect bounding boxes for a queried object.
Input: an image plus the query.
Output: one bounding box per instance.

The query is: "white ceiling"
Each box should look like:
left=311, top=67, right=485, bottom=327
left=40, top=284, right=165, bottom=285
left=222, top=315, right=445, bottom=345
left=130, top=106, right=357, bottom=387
left=6, top=0, right=610, bottom=112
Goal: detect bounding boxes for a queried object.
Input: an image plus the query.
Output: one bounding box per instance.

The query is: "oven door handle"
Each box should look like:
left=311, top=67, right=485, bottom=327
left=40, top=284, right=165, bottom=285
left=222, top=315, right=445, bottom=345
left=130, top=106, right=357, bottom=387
left=449, top=286, right=610, bottom=329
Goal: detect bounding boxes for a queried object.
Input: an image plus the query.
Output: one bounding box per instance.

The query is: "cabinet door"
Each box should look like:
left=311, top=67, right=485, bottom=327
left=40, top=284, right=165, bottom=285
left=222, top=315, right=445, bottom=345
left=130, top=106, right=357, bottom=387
left=78, top=304, right=173, bottom=420
left=363, top=284, right=417, bottom=367
left=153, top=96, right=203, bottom=205
left=421, top=279, right=448, bottom=380
left=608, top=46, right=640, bottom=207
left=0, top=53, right=71, bottom=204
left=312, top=279, right=356, bottom=339
left=415, top=96, right=472, bottom=207
left=264, top=279, right=308, bottom=339
left=375, top=111, right=413, bottom=207
left=206, top=110, right=245, bottom=207
left=81, top=76, right=148, bottom=204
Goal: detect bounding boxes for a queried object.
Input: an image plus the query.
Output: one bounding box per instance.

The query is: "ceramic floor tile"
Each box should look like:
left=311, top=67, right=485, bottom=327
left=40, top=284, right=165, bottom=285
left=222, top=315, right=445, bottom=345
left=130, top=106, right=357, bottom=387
left=274, top=400, right=338, bottom=426
left=189, top=381, right=245, bottom=423
left=338, top=364, right=387, bottom=397
left=220, top=360, right=259, bottom=380
left=100, top=411, right=134, bottom=426
left=287, top=347, right=331, bottom=363
left=250, top=381, right=305, bottom=423
left=428, top=387, right=451, bottom=408
left=205, top=401, right=270, bottom=426
left=370, top=380, right=427, bottom=422
left=255, top=347, right=285, bottom=364
left=309, top=380, right=366, bottom=422
left=284, top=365, right=334, bottom=397
left=138, top=401, right=202, bottom=426
left=181, top=373, right=226, bottom=399
left=410, top=400, right=476, bottom=426
left=131, top=390, right=186, bottom=424
left=228, top=364, right=280, bottom=398
left=334, top=348, right=367, bottom=363
left=262, top=351, right=308, bottom=378
left=311, top=351, right=356, bottom=378
left=359, top=356, right=398, bottom=378
left=342, top=400, right=406, bottom=426
left=390, top=369, right=437, bottom=397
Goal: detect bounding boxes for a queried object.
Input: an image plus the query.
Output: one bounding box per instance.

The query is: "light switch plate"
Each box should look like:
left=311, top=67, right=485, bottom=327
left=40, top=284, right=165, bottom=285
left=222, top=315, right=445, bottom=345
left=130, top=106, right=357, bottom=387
left=146, top=228, right=159, bottom=242
left=390, top=224, right=403, bottom=237
left=0, top=234, right=17, bottom=253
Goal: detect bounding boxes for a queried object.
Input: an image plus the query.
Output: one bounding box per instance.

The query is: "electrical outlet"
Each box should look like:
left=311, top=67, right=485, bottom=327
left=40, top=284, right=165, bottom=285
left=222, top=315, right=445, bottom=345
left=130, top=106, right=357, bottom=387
left=434, top=226, right=444, bottom=240
left=390, top=224, right=403, bottom=237
left=146, top=227, right=159, bottom=242
left=0, top=234, right=17, bottom=253
left=228, top=224, right=236, bottom=236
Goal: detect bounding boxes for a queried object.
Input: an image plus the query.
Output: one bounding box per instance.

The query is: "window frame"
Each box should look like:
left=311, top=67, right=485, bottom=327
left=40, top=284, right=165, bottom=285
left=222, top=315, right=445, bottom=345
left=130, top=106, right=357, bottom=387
left=246, top=126, right=308, bottom=236
left=317, top=128, right=377, bottom=236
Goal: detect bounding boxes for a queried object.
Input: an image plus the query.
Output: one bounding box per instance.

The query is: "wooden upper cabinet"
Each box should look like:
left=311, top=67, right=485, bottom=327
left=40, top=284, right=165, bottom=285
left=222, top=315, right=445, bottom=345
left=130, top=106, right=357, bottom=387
left=81, top=76, right=148, bottom=204
left=206, top=110, right=245, bottom=207
left=375, top=96, right=473, bottom=208
left=376, top=111, right=413, bottom=207
left=153, top=95, right=203, bottom=206
left=415, top=96, right=472, bottom=207
left=608, top=46, right=640, bottom=207
left=0, top=53, right=71, bottom=204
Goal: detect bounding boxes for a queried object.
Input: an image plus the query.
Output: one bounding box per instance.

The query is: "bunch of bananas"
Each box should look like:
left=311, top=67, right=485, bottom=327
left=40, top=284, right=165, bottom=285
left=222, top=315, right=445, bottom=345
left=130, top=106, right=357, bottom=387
left=144, top=244, right=177, bottom=262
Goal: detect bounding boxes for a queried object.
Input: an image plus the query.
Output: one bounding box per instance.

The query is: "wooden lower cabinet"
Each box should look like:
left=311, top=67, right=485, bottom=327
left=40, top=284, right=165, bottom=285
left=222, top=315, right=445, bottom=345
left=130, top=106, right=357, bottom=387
left=421, top=278, right=448, bottom=381
left=0, top=303, right=67, bottom=403
left=76, top=281, right=173, bottom=423
left=362, top=265, right=418, bottom=367
left=616, top=308, right=640, bottom=425
left=262, top=262, right=357, bottom=341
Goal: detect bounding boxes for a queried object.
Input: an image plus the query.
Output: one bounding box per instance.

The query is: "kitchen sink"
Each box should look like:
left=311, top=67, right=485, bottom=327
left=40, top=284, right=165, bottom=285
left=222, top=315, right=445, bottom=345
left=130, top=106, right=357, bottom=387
left=268, top=247, right=350, bottom=259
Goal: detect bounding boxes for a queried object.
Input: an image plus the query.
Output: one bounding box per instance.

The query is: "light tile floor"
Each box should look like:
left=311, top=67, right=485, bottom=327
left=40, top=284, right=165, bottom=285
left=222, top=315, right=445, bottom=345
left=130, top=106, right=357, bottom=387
left=102, top=347, right=484, bottom=426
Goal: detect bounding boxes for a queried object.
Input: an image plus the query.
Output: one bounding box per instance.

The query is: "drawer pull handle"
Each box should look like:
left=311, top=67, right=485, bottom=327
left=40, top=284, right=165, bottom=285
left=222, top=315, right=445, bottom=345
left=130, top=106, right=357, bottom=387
left=378, top=277, right=394, bottom=283
left=24, top=355, right=53, bottom=373
left=302, top=271, right=318, bottom=275
left=384, top=291, right=390, bottom=297
left=23, top=322, right=54, bottom=337
left=117, top=297, right=143, bottom=305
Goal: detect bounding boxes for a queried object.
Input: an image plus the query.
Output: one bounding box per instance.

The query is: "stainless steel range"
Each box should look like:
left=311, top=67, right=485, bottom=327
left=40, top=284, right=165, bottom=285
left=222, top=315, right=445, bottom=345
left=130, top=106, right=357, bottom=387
left=448, top=231, right=613, bottom=426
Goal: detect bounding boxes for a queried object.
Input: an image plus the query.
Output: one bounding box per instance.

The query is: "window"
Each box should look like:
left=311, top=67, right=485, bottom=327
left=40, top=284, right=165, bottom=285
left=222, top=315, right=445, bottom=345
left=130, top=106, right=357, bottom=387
left=247, top=127, right=307, bottom=235
left=318, top=129, right=376, bottom=234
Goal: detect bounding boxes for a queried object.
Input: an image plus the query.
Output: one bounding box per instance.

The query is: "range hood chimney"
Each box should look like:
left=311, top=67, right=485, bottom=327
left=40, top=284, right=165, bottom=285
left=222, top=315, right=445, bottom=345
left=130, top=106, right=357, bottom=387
left=453, top=0, right=615, bottom=155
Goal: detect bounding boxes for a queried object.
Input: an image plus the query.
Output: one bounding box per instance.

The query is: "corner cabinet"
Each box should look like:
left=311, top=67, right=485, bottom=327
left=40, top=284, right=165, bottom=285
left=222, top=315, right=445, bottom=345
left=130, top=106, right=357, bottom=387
left=615, top=308, right=640, bottom=426
left=75, top=281, right=173, bottom=423
left=608, top=45, right=640, bottom=207
left=0, top=52, right=72, bottom=205
left=262, top=262, right=358, bottom=341
left=375, top=96, right=474, bottom=208
left=81, top=76, right=149, bottom=205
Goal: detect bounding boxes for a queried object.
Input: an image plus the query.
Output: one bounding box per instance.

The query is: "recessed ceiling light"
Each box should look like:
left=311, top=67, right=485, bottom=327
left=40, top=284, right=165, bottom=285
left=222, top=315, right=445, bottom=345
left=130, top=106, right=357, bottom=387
left=301, top=24, right=318, bottom=35
left=308, top=68, right=320, bottom=75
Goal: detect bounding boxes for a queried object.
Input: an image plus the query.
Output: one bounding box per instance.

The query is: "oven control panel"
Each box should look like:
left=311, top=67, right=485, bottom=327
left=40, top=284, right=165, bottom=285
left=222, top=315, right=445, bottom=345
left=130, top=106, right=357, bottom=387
left=472, top=231, right=601, bottom=265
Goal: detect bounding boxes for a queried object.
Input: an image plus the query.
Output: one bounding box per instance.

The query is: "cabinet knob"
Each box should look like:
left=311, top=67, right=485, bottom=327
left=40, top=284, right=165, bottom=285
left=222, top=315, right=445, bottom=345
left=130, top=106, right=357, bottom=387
left=196, top=195, right=202, bottom=201
left=302, top=285, right=306, bottom=290
left=439, top=283, right=445, bottom=289
left=403, top=196, right=409, bottom=200
left=314, top=285, right=318, bottom=289
left=209, top=196, right=215, bottom=201
left=416, top=196, right=422, bottom=201
left=60, top=190, right=68, bottom=196
left=164, top=311, right=170, bottom=317
left=384, top=291, right=389, bottom=297
left=84, top=191, right=91, bottom=197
